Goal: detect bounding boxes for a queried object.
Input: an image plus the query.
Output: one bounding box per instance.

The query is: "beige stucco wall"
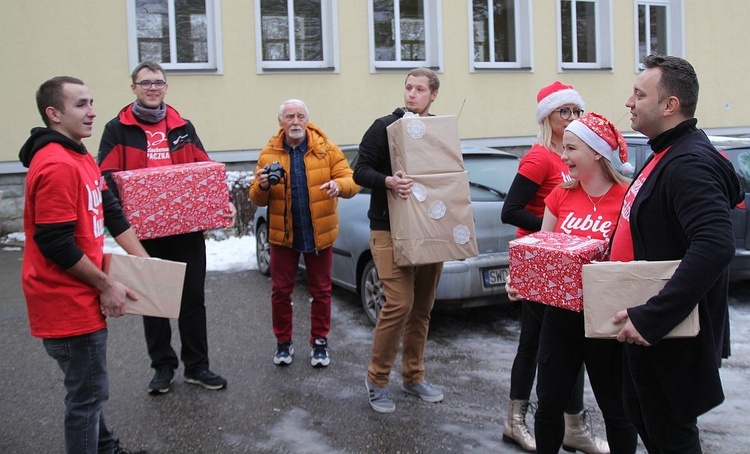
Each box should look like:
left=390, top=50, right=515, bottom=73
left=2, top=0, right=750, bottom=165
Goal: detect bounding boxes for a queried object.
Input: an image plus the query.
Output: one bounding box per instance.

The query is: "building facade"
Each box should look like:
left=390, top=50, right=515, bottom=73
left=1, top=0, right=749, bottom=232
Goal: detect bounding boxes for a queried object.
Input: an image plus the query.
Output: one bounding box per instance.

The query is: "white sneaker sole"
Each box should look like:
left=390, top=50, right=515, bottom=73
left=274, top=345, right=294, bottom=366
left=184, top=377, right=226, bottom=390
left=402, top=386, right=444, bottom=403
left=310, top=350, right=330, bottom=367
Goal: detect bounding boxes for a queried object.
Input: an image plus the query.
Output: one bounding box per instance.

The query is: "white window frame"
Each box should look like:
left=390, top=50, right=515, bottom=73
left=255, top=0, right=339, bottom=73
left=557, top=0, right=614, bottom=71
left=126, top=0, right=223, bottom=73
left=468, top=0, right=534, bottom=71
left=633, top=0, right=684, bottom=72
left=367, top=0, right=443, bottom=72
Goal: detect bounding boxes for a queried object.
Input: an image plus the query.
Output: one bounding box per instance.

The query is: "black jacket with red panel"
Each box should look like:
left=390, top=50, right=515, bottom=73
left=97, top=103, right=210, bottom=199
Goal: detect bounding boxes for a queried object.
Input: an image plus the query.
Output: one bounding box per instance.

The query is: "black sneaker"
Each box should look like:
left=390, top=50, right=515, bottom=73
left=148, top=367, right=174, bottom=394
left=184, top=369, right=227, bottom=390
left=310, top=338, right=330, bottom=367
left=274, top=341, right=294, bottom=366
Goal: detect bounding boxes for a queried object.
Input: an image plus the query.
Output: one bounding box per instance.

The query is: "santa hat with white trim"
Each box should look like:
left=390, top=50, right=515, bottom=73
left=565, top=112, right=634, bottom=175
left=536, top=81, right=585, bottom=125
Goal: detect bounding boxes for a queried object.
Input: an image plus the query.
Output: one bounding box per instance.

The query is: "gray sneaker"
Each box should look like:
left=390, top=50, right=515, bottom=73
left=366, top=378, right=395, bottom=413
left=402, top=380, right=444, bottom=403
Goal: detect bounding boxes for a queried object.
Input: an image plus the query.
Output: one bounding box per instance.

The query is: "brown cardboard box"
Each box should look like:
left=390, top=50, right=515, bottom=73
left=386, top=115, right=463, bottom=175
left=102, top=253, right=186, bottom=318
left=582, top=260, right=699, bottom=338
left=388, top=171, right=478, bottom=266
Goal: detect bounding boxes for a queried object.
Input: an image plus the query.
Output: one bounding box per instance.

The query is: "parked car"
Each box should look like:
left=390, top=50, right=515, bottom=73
left=252, top=145, right=519, bottom=325
left=623, top=133, right=750, bottom=281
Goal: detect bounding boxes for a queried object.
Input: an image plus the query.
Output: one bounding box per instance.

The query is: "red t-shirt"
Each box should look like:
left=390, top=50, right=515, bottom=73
left=516, top=144, right=571, bottom=237
left=545, top=182, right=628, bottom=241
left=610, top=151, right=668, bottom=262
left=22, top=144, right=107, bottom=338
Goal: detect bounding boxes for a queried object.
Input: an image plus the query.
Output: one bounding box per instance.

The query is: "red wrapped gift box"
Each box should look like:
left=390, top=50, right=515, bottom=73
left=509, top=231, right=607, bottom=311
left=111, top=162, right=231, bottom=240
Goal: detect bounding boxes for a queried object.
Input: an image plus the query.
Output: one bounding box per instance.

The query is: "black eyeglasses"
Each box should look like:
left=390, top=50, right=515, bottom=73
left=554, top=108, right=584, bottom=120
left=135, top=80, right=167, bottom=89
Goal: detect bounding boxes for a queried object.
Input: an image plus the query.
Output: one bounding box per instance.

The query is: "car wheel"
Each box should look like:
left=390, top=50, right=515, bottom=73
left=360, top=259, right=385, bottom=326
left=256, top=222, right=271, bottom=276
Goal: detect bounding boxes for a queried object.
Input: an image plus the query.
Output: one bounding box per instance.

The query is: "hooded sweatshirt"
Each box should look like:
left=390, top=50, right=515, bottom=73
left=19, top=127, right=128, bottom=338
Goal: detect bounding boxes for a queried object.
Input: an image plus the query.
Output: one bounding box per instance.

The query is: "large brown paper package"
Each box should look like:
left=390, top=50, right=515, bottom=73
left=102, top=253, right=186, bottom=319
left=387, top=115, right=463, bottom=175
left=582, top=260, right=699, bottom=338
left=388, top=171, right=478, bottom=266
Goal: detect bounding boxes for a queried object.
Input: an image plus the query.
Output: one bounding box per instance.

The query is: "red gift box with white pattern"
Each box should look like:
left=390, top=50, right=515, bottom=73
left=509, top=231, right=607, bottom=312
left=111, top=162, right=231, bottom=240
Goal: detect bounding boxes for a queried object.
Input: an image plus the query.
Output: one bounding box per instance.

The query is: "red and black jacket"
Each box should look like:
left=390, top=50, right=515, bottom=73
left=97, top=103, right=210, bottom=200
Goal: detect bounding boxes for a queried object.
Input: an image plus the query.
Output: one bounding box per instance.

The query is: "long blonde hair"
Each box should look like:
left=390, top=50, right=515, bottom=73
left=537, top=117, right=554, bottom=149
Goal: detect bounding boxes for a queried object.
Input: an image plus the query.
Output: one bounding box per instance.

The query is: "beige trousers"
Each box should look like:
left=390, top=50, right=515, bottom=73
left=367, top=230, right=443, bottom=387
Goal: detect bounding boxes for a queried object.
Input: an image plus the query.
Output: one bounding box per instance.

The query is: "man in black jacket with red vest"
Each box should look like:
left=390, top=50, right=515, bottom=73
left=610, top=54, right=743, bottom=453
left=98, top=61, right=234, bottom=395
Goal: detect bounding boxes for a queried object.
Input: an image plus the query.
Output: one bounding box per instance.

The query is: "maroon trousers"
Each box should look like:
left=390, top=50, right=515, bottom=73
left=270, top=245, right=333, bottom=345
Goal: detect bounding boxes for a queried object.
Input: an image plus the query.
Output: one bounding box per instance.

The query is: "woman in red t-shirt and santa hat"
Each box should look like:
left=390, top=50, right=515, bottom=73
left=510, top=112, right=638, bottom=453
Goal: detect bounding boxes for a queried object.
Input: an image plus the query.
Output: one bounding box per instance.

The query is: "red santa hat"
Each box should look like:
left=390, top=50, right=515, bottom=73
left=536, top=81, right=585, bottom=124
left=565, top=112, right=634, bottom=175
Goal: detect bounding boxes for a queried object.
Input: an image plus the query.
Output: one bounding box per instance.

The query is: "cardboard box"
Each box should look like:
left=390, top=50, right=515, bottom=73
left=387, top=115, right=463, bottom=175
left=102, top=253, right=186, bottom=318
left=111, top=162, right=231, bottom=240
left=583, top=260, right=699, bottom=338
left=509, top=231, right=607, bottom=311
left=388, top=171, right=478, bottom=266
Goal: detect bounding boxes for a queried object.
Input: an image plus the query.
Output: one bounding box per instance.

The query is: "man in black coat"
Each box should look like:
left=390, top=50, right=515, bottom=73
left=610, top=54, right=743, bottom=453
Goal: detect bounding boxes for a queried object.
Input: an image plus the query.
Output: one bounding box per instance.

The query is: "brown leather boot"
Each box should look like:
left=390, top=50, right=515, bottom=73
left=502, top=400, right=536, bottom=452
left=562, top=410, right=610, bottom=454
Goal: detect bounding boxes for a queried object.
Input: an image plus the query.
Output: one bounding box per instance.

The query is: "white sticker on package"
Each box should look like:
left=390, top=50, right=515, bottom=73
left=406, top=119, right=426, bottom=139
left=428, top=200, right=446, bottom=219
left=453, top=224, right=471, bottom=245
left=412, top=183, right=427, bottom=202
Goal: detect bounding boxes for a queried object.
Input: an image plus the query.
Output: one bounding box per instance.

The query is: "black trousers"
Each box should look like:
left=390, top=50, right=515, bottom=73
left=510, top=300, right=584, bottom=414
left=535, top=306, right=637, bottom=454
left=622, top=346, right=702, bottom=454
left=141, top=232, right=209, bottom=374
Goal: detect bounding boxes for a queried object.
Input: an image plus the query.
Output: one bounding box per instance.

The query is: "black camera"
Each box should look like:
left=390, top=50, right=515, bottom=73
left=263, top=161, right=285, bottom=186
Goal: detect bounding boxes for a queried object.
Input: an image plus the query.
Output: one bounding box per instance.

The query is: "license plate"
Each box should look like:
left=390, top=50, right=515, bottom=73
left=482, top=267, right=509, bottom=288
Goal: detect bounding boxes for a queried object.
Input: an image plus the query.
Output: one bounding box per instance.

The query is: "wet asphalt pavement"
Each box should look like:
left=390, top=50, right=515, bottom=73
left=2, top=246, right=750, bottom=453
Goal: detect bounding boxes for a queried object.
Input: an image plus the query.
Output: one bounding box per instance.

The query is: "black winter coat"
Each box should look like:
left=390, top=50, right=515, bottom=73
left=616, top=119, right=743, bottom=418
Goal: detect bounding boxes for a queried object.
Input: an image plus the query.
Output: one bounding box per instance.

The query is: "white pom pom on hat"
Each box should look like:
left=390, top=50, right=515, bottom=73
left=536, top=81, right=585, bottom=124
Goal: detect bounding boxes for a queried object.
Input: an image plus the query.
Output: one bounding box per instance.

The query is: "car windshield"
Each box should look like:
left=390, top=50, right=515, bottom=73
left=463, top=154, right=518, bottom=201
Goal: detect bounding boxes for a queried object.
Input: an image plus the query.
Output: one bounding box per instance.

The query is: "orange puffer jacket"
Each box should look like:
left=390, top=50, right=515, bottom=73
left=248, top=123, right=358, bottom=249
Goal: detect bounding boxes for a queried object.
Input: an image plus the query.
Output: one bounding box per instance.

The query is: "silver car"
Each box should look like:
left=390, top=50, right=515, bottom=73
left=252, top=145, right=519, bottom=325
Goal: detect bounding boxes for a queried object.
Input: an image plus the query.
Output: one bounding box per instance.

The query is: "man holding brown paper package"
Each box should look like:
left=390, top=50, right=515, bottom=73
left=98, top=61, right=234, bottom=394
left=19, top=76, right=149, bottom=454
left=609, top=54, right=744, bottom=452
left=249, top=99, right=357, bottom=368
left=354, top=67, right=445, bottom=413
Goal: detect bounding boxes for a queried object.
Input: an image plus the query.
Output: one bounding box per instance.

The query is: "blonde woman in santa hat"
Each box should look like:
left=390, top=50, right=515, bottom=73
left=529, top=112, right=637, bottom=454
left=501, top=82, right=608, bottom=453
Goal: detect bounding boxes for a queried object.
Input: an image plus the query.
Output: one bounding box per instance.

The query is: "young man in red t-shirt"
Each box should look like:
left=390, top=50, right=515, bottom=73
left=20, top=76, right=148, bottom=453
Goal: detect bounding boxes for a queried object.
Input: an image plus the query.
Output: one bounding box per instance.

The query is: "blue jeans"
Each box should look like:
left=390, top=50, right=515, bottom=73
left=43, top=328, right=118, bottom=454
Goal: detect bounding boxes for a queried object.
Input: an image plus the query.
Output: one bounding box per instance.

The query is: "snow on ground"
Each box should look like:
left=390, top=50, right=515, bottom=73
left=2, top=231, right=258, bottom=272
left=102, top=233, right=258, bottom=272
